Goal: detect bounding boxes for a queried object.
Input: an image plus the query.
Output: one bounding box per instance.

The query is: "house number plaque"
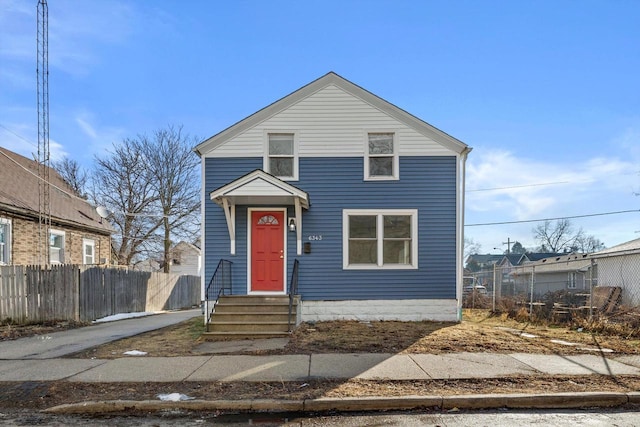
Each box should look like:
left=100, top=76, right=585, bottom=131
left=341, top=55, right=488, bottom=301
left=308, top=235, right=323, bottom=241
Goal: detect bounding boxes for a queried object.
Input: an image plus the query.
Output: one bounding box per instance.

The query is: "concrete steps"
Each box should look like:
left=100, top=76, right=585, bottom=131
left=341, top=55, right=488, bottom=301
left=204, top=295, right=298, bottom=339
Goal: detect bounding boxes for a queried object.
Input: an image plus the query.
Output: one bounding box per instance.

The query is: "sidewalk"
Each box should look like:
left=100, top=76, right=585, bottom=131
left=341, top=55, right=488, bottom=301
left=2, top=310, right=640, bottom=414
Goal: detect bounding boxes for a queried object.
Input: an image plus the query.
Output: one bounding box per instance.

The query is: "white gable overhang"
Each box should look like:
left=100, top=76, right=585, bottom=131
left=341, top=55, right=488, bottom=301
left=193, top=72, right=470, bottom=157
left=210, top=169, right=309, bottom=255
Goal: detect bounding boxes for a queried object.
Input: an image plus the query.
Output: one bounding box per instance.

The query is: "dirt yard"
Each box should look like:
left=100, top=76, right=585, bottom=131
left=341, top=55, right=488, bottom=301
left=69, top=309, right=640, bottom=358
left=2, top=309, right=640, bottom=411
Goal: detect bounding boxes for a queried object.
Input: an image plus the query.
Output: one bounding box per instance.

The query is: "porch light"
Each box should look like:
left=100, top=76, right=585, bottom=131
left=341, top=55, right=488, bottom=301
left=288, top=217, right=296, bottom=232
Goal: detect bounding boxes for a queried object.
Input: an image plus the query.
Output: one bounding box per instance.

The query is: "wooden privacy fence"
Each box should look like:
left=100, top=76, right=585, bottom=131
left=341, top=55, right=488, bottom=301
left=0, top=264, right=200, bottom=324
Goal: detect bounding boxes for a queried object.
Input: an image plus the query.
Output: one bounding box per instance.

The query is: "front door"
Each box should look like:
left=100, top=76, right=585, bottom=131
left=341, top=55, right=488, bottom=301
left=250, top=210, right=285, bottom=293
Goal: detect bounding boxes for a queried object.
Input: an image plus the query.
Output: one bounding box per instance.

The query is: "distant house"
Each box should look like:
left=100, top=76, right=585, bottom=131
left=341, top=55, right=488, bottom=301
left=0, top=147, right=112, bottom=265
left=511, top=253, right=592, bottom=297
left=593, top=238, right=640, bottom=307
left=169, top=241, right=201, bottom=277
left=194, top=72, right=471, bottom=322
left=466, top=252, right=563, bottom=295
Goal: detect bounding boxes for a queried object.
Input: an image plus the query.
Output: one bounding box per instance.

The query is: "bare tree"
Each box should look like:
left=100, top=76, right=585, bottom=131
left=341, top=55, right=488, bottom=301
left=140, top=126, right=200, bottom=273
left=573, top=235, right=605, bottom=253
left=52, top=157, right=88, bottom=198
left=93, top=138, right=161, bottom=266
left=464, top=237, right=481, bottom=261
left=533, top=219, right=584, bottom=253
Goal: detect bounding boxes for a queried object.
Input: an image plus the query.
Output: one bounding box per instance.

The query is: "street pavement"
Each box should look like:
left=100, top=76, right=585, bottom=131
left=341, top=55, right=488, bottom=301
left=2, top=309, right=640, bottom=414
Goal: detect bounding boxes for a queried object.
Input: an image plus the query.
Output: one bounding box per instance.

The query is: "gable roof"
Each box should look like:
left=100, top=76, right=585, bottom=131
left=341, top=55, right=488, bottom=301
left=524, top=252, right=563, bottom=262
left=194, top=72, right=469, bottom=156
left=210, top=169, right=310, bottom=209
left=0, top=147, right=113, bottom=234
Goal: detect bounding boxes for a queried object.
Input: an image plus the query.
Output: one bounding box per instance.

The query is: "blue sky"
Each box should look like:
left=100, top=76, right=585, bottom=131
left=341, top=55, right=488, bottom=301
left=1, top=0, right=639, bottom=253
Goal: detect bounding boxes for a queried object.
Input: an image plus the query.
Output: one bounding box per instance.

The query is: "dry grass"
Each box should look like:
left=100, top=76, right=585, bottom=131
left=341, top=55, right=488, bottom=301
left=68, top=309, right=640, bottom=359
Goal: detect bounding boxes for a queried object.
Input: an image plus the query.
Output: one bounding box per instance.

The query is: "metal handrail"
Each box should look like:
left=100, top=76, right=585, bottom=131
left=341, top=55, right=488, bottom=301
left=288, top=259, right=299, bottom=332
left=205, top=259, right=232, bottom=324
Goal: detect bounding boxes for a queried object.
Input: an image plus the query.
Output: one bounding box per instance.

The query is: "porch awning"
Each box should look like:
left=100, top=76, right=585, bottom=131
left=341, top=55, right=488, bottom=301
left=209, top=169, right=310, bottom=255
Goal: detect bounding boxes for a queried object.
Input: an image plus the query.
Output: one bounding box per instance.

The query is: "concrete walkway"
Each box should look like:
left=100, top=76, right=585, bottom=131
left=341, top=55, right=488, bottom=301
left=0, top=309, right=200, bottom=359
left=2, top=310, right=640, bottom=414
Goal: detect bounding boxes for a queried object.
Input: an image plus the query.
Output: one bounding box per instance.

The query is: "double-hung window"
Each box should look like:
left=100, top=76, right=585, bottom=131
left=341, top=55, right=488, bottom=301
left=0, top=218, right=10, bottom=265
left=49, top=229, right=65, bottom=264
left=365, top=132, right=398, bottom=180
left=83, top=238, right=96, bottom=265
left=343, top=209, right=417, bottom=269
left=265, top=132, right=298, bottom=180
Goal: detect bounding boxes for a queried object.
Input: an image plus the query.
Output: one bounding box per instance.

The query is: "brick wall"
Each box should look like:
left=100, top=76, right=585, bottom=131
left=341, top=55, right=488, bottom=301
left=3, top=214, right=111, bottom=266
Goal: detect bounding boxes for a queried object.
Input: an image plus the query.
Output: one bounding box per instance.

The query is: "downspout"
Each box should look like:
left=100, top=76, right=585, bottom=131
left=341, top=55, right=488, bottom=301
left=457, top=147, right=472, bottom=321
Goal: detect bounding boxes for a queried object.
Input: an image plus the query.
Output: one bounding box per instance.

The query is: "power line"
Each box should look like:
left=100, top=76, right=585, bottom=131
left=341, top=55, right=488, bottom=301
left=0, top=123, right=38, bottom=149
left=465, top=209, right=640, bottom=227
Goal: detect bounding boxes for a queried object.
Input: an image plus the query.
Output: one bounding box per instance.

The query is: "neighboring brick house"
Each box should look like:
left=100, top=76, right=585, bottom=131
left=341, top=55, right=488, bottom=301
left=0, top=147, right=112, bottom=266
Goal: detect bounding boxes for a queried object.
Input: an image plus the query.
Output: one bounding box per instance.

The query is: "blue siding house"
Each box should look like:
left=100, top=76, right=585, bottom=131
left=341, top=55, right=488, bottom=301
left=194, top=72, right=471, bottom=323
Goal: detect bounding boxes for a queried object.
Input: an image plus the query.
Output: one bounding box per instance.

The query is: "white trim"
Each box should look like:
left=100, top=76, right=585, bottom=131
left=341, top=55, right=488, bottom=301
left=263, top=131, right=299, bottom=181
left=0, top=218, right=11, bottom=265
left=49, top=228, right=65, bottom=264
left=300, top=299, right=458, bottom=322
left=82, top=238, right=96, bottom=265
left=247, top=207, right=288, bottom=295
left=364, top=130, right=399, bottom=181
left=342, top=209, right=418, bottom=270
left=200, top=159, right=206, bottom=321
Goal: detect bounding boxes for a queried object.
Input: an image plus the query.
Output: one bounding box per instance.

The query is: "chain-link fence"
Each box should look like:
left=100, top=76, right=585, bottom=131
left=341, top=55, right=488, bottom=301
left=464, top=250, right=640, bottom=319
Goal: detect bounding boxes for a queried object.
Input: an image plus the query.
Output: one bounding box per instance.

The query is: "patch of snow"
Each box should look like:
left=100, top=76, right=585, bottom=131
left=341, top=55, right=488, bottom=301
left=157, top=393, right=195, bottom=402
left=93, top=312, right=156, bottom=323
left=123, top=350, right=148, bottom=356
left=520, top=333, right=538, bottom=338
left=578, top=347, right=614, bottom=353
left=550, top=339, right=578, bottom=346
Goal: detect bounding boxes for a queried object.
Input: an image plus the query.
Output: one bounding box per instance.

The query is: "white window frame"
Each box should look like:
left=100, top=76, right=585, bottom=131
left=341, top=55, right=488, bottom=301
left=49, top=229, right=65, bottom=264
left=0, top=218, right=11, bottom=265
left=567, top=272, right=577, bottom=289
left=342, top=209, right=418, bottom=270
left=82, top=238, right=96, bottom=265
left=364, top=131, right=399, bottom=181
left=263, top=131, right=299, bottom=181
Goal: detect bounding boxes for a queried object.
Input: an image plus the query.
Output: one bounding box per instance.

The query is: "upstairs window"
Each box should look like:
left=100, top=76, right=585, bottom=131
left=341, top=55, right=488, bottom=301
left=265, top=133, right=298, bottom=180
left=365, top=132, right=398, bottom=180
left=49, top=230, right=65, bottom=264
left=0, top=219, right=10, bottom=265
left=343, top=209, right=417, bottom=269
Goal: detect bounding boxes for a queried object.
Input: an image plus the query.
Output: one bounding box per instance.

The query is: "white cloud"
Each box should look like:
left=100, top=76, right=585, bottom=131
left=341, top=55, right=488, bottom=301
left=466, top=149, right=637, bottom=221
left=0, top=0, right=135, bottom=79
left=465, top=147, right=639, bottom=253
left=72, top=110, right=127, bottom=157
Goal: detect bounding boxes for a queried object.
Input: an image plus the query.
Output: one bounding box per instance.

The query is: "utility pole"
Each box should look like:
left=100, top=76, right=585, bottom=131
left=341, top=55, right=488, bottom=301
left=502, top=238, right=512, bottom=254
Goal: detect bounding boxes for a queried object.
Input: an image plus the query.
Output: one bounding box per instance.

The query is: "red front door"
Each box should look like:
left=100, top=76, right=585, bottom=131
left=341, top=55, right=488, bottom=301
left=251, top=210, right=285, bottom=292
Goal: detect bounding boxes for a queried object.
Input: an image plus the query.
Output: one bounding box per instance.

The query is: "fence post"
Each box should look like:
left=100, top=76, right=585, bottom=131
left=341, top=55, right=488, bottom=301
left=492, top=263, right=497, bottom=311
left=529, top=265, right=535, bottom=316
left=589, top=257, right=595, bottom=320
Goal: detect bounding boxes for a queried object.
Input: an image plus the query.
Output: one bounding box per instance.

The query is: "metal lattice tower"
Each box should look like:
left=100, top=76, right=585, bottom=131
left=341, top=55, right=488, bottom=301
left=37, top=0, right=51, bottom=265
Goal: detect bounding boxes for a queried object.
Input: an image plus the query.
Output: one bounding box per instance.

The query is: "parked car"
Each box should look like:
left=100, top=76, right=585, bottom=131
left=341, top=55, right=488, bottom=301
left=462, top=276, right=488, bottom=295
left=463, top=285, right=488, bottom=295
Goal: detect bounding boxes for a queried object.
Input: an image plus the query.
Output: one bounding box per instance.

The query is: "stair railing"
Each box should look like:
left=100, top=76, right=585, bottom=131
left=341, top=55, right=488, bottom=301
left=205, top=259, right=232, bottom=325
left=287, top=258, right=299, bottom=332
